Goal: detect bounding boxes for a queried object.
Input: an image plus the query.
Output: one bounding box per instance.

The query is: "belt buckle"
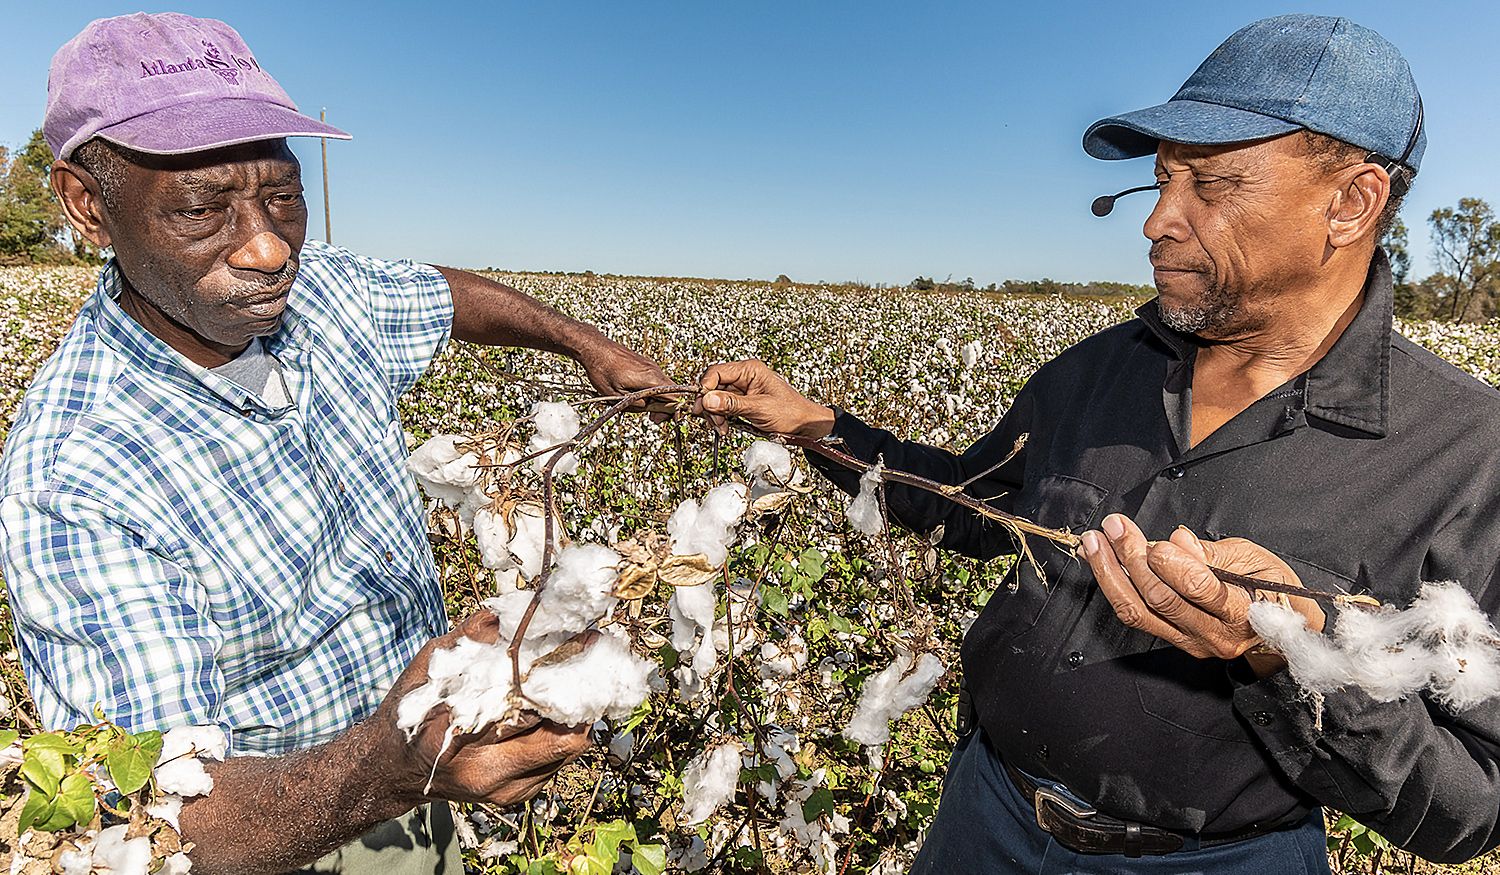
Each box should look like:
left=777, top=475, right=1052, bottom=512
left=1033, top=784, right=1097, bottom=832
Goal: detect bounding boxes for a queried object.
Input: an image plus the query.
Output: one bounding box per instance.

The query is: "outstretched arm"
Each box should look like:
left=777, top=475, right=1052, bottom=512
left=436, top=266, right=668, bottom=398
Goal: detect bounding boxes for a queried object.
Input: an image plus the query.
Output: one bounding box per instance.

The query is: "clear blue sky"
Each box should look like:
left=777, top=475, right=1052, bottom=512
left=3, top=1, right=1496, bottom=285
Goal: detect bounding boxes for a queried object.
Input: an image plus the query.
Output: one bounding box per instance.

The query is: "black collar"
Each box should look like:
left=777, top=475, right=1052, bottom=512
left=1135, top=249, right=1394, bottom=438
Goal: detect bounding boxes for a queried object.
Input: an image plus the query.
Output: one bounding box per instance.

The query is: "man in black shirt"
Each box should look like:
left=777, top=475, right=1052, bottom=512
left=696, top=14, right=1500, bottom=873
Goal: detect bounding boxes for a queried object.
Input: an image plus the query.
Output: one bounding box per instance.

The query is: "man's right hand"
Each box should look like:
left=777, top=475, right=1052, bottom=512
left=695, top=359, right=835, bottom=438
left=371, top=611, right=592, bottom=809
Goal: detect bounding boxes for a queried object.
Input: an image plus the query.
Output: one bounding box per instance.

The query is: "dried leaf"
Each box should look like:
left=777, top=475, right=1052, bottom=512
left=658, top=554, right=720, bottom=588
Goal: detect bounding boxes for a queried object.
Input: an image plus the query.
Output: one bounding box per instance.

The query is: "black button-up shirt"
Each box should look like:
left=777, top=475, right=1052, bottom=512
left=811, top=251, right=1500, bottom=861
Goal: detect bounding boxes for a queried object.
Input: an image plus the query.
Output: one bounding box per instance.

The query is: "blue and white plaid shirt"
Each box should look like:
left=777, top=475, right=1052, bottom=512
left=1, top=241, right=452, bottom=755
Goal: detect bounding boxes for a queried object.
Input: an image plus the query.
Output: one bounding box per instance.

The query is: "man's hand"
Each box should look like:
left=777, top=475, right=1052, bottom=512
left=694, top=360, right=835, bottom=437
left=370, top=611, right=592, bottom=808
left=1080, top=514, right=1325, bottom=676
left=576, top=338, right=671, bottom=401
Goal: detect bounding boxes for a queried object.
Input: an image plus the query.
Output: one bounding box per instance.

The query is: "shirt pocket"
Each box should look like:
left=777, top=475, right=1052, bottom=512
left=1132, top=549, right=1358, bottom=742
left=975, top=472, right=1110, bottom=640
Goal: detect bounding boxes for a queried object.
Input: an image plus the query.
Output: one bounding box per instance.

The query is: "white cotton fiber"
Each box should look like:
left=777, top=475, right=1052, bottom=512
left=680, top=741, right=746, bottom=824
left=92, top=824, right=152, bottom=875
left=671, top=581, right=719, bottom=680
left=57, top=848, right=92, bottom=875
left=528, top=544, right=621, bottom=637
left=528, top=401, right=581, bottom=476
left=154, top=725, right=227, bottom=798
left=507, top=503, right=554, bottom=581
left=474, top=507, right=512, bottom=570
left=843, top=650, right=946, bottom=746
left=961, top=340, right=982, bottom=369
left=668, top=483, right=748, bottom=566
left=743, top=441, right=794, bottom=485
left=524, top=631, right=653, bottom=725
left=845, top=462, right=885, bottom=537
left=406, top=435, right=482, bottom=506
left=1249, top=582, right=1500, bottom=712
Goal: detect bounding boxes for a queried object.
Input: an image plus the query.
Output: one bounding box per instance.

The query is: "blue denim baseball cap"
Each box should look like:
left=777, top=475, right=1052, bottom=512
left=1083, top=15, right=1425, bottom=172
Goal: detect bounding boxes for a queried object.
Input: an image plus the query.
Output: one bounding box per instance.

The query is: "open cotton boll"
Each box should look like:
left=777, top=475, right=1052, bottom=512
left=843, top=650, right=945, bottom=747
left=147, top=794, right=184, bottom=831
left=523, top=632, right=653, bottom=725
left=406, top=435, right=482, bottom=506
left=743, top=440, right=793, bottom=484
left=760, top=635, right=809, bottom=679
left=528, top=544, right=621, bottom=637
left=680, top=741, right=746, bottom=824
left=961, top=340, right=982, bottom=368
left=474, top=507, right=513, bottom=570
left=159, top=853, right=194, bottom=875
left=92, top=824, right=152, bottom=875
left=845, top=462, right=885, bottom=537
left=528, top=401, right=581, bottom=475
left=154, top=725, right=227, bottom=797
left=507, top=503, right=555, bottom=580
left=1248, top=601, right=1354, bottom=694
left=57, top=847, right=93, bottom=875
left=668, top=484, right=748, bottom=566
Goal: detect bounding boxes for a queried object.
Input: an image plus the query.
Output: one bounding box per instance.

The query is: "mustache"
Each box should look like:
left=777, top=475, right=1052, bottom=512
left=224, top=259, right=298, bottom=300
left=1149, top=242, right=1211, bottom=272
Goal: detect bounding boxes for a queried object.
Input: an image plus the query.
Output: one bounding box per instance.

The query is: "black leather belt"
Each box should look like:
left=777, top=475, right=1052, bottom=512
left=1004, top=762, right=1276, bottom=857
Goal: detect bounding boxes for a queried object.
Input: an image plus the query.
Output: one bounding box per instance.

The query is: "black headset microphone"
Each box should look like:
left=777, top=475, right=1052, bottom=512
left=1089, top=96, right=1423, bottom=217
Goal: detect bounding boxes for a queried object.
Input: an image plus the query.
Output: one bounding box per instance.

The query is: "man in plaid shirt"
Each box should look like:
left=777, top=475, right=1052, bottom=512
left=1, top=13, right=669, bottom=873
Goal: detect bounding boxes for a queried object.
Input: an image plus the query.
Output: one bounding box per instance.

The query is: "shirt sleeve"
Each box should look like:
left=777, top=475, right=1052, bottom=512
left=315, top=244, right=455, bottom=397
left=1, top=490, right=228, bottom=738
left=805, top=382, right=1034, bottom=561
left=1232, top=495, right=1500, bottom=863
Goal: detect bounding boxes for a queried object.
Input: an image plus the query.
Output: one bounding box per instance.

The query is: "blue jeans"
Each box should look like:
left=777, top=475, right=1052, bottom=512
left=910, top=732, right=1332, bottom=875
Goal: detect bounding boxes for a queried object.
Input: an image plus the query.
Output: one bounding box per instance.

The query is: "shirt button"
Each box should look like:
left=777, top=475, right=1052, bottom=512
left=383, top=550, right=394, bottom=563
left=338, top=481, right=347, bottom=495
left=1067, top=651, right=1084, bottom=669
left=1252, top=711, right=1274, bottom=726
left=1165, top=466, right=1185, bottom=480
left=1282, top=406, right=1297, bottom=423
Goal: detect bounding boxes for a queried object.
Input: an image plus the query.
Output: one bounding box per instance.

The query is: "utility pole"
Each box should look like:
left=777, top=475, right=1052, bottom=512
left=320, top=108, right=332, bottom=244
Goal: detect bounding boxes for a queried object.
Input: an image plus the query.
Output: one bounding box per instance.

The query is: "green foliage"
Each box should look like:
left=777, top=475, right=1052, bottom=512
left=0, top=129, right=98, bottom=266
left=12, top=722, right=165, bottom=835
left=1426, top=198, right=1500, bottom=322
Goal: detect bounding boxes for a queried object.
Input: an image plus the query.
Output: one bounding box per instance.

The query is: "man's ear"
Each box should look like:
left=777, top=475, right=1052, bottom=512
left=1327, top=164, right=1390, bottom=249
left=50, top=160, right=112, bottom=249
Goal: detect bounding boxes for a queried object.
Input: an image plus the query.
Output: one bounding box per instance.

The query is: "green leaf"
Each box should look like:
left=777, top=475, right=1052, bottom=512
left=632, top=843, right=667, bottom=875
left=20, top=747, right=65, bottom=797
left=0, top=729, right=18, bottom=749
left=828, top=613, right=853, bottom=635
left=106, top=731, right=163, bottom=795
left=761, top=584, right=789, bottom=617
left=1331, top=813, right=1359, bottom=831
left=621, top=699, right=652, bottom=735
left=806, top=616, right=829, bottom=642
left=52, top=771, right=97, bottom=830
left=18, top=787, right=56, bottom=834
left=22, top=732, right=81, bottom=756
left=592, top=819, right=635, bottom=862
left=801, top=786, right=836, bottom=822
left=798, top=548, right=827, bottom=581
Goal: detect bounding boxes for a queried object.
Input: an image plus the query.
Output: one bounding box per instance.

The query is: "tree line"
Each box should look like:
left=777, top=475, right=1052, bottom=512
left=2, top=123, right=1496, bottom=320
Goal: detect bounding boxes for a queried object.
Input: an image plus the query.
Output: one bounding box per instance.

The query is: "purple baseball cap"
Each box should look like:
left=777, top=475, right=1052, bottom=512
left=44, top=12, right=350, bottom=161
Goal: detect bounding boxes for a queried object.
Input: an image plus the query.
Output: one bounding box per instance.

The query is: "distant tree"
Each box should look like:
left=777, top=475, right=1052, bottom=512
left=1427, top=198, right=1500, bottom=321
left=1382, top=216, right=1411, bottom=286
left=773, top=274, right=792, bottom=285
left=0, top=128, right=99, bottom=264
left=909, top=276, right=935, bottom=291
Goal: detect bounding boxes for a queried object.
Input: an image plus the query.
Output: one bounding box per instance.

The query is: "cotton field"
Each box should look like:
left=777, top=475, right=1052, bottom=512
left=3, top=264, right=1500, bottom=874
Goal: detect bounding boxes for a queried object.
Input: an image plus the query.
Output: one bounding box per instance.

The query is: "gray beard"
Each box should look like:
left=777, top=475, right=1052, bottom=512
left=1158, top=277, right=1241, bottom=336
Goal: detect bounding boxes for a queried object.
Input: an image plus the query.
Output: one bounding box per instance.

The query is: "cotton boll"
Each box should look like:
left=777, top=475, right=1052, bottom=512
left=1411, top=582, right=1496, bottom=642
left=57, top=848, right=92, bottom=875
left=523, top=633, right=653, bottom=725
left=843, top=650, right=946, bottom=747
left=669, top=484, right=748, bottom=566
left=961, top=340, right=982, bottom=368
left=160, top=853, right=194, bottom=875
left=743, top=441, right=793, bottom=484
left=528, top=401, right=581, bottom=475
left=147, top=794, right=184, bottom=831
left=1432, top=640, right=1500, bottom=712
left=1248, top=601, right=1355, bottom=695
left=92, top=824, right=152, bottom=875
left=407, top=435, right=482, bottom=506
left=760, top=635, right=809, bottom=679
left=607, top=730, right=636, bottom=765
left=507, top=503, right=555, bottom=581
left=474, top=507, right=513, bottom=570
left=155, top=725, right=227, bottom=797
left=680, top=741, right=746, bottom=824
left=532, top=544, right=621, bottom=636
left=671, top=582, right=719, bottom=698
left=845, top=463, right=885, bottom=537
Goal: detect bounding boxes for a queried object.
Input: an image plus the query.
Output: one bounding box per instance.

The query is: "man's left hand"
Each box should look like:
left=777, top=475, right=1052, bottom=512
left=1081, top=514, right=1325, bottom=675
left=576, top=339, right=672, bottom=412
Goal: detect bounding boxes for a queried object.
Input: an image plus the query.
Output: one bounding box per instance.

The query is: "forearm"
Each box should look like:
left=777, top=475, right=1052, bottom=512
left=179, top=717, right=419, bottom=874
left=1236, top=672, right=1500, bottom=862
left=436, top=266, right=611, bottom=358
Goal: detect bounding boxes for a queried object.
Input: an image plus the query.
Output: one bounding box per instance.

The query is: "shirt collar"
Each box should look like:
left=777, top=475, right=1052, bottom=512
left=1135, top=248, right=1394, bottom=438
left=90, top=260, right=311, bottom=414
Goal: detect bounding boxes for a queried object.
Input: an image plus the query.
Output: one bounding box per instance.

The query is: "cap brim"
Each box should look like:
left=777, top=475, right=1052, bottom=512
left=1083, top=99, right=1301, bottom=160
left=93, top=98, right=351, bottom=156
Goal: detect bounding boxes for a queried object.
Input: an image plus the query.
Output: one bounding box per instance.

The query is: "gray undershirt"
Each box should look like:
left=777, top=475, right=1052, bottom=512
left=211, top=337, right=290, bottom=407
